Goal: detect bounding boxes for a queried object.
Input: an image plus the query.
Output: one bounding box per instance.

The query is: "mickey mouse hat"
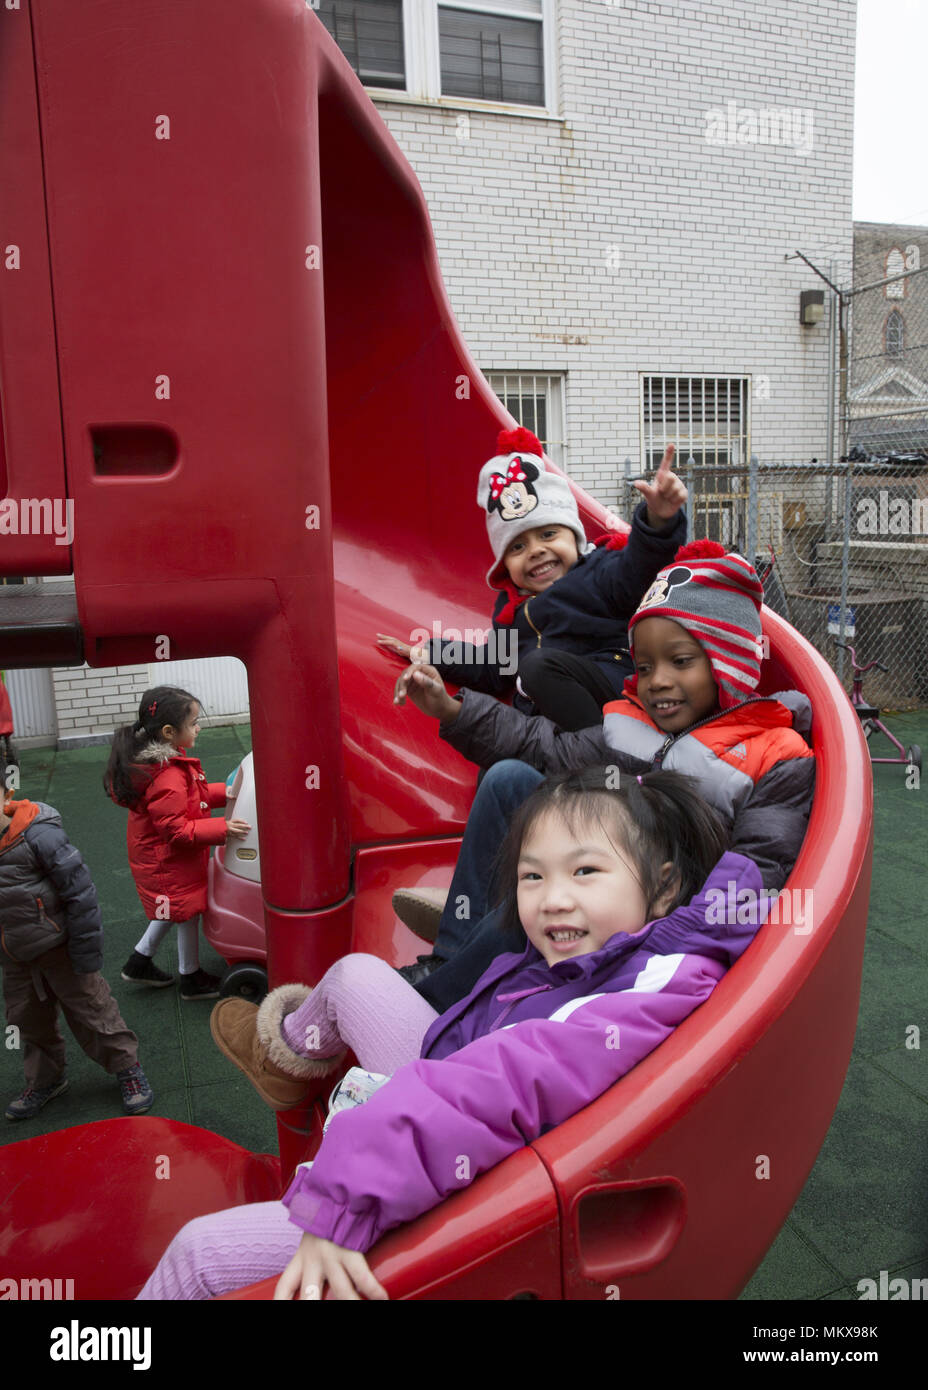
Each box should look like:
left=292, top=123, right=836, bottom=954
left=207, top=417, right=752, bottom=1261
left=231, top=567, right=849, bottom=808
left=627, top=540, right=765, bottom=709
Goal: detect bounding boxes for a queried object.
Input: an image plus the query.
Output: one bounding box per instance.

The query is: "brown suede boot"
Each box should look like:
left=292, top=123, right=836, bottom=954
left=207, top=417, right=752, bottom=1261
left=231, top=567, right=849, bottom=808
left=391, top=886, right=448, bottom=943
left=209, top=984, right=345, bottom=1111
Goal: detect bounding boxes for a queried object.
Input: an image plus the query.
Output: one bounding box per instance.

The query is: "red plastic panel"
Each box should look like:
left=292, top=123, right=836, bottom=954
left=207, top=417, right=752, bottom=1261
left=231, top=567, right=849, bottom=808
left=0, top=1118, right=280, bottom=1301
left=0, top=2, right=69, bottom=573
left=24, top=0, right=351, bottom=920
left=219, top=1145, right=561, bottom=1301
left=350, top=840, right=460, bottom=961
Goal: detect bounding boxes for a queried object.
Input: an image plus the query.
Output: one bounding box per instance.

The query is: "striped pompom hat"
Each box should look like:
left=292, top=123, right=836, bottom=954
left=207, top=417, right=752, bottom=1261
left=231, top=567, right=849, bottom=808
left=627, top=541, right=765, bottom=709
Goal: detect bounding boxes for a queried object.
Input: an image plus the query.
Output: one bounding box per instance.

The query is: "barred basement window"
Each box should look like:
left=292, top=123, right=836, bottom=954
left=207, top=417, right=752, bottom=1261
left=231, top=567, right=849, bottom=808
left=439, top=2, right=544, bottom=106
left=316, top=0, right=406, bottom=90
left=487, top=372, right=566, bottom=468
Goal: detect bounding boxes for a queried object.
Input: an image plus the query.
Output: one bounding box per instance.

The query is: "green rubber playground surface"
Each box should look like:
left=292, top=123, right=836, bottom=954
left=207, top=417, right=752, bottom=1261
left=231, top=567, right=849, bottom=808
left=2, top=714, right=927, bottom=1301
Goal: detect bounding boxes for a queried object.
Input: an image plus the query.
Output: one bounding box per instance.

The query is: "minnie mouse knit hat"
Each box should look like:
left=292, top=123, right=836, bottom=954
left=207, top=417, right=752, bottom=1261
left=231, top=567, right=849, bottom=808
left=478, top=427, right=591, bottom=587
left=626, top=540, right=765, bottom=709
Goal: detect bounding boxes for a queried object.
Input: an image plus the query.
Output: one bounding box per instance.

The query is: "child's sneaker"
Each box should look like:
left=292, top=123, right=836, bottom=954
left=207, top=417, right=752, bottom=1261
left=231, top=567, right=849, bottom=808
left=121, top=950, right=174, bottom=987
left=5, top=1078, right=70, bottom=1121
left=322, top=1068, right=391, bottom=1136
left=179, top=968, right=221, bottom=1001
left=116, top=1064, right=154, bottom=1115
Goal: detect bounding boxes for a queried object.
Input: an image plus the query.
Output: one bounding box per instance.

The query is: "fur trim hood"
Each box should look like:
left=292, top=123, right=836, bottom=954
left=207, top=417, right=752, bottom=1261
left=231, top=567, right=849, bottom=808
left=133, top=740, right=184, bottom=765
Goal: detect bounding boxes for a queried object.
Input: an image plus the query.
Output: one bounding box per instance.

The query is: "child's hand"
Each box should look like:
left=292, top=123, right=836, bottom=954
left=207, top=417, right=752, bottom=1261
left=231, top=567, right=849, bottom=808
left=225, top=818, right=250, bottom=840
left=376, top=633, right=428, bottom=663
left=632, top=444, right=687, bottom=528
left=274, top=1232, right=389, bottom=1302
left=393, top=663, right=460, bottom=724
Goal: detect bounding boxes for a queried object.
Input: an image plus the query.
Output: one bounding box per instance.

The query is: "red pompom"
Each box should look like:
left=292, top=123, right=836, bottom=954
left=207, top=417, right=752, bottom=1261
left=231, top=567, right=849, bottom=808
left=496, top=426, right=543, bottom=457
left=591, top=531, right=629, bottom=551
left=673, top=539, right=728, bottom=563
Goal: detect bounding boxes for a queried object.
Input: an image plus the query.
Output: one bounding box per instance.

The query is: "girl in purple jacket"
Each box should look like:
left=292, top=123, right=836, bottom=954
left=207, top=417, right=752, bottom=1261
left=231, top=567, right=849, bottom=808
left=139, top=767, right=767, bottom=1302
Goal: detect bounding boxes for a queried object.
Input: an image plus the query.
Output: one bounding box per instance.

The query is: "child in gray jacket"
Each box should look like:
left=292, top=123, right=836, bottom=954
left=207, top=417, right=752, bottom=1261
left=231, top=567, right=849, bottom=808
left=0, top=761, right=153, bottom=1120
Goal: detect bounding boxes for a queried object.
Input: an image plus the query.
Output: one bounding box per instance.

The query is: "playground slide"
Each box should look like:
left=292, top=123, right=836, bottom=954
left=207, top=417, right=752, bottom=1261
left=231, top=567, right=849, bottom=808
left=0, top=0, right=872, bottom=1298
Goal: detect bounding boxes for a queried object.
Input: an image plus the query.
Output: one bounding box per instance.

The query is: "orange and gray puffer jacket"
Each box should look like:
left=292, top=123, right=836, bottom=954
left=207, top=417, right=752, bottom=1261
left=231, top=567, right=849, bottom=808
left=440, top=687, right=816, bottom=890
left=0, top=799, right=104, bottom=972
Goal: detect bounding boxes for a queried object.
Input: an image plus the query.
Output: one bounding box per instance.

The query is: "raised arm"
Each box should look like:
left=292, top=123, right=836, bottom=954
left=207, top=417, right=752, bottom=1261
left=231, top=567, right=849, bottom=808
left=599, top=498, right=687, bottom=616
left=439, top=687, right=623, bottom=774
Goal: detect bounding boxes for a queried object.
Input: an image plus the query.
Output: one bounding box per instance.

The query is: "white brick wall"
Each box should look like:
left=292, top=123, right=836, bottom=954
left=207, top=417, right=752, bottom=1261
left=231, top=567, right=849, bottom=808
left=371, top=0, right=855, bottom=500
left=51, top=664, right=149, bottom=740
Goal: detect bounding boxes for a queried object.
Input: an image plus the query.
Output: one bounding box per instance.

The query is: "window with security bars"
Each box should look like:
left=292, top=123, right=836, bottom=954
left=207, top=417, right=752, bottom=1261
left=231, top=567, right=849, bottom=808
left=487, top=372, right=566, bottom=468
left=641, top=376, right=751, bottom=546
left=316, top=0, right=406, bottom=90
left=316, top=0, right=549, bottom=108
left=439, top=5, right=544, bottom=106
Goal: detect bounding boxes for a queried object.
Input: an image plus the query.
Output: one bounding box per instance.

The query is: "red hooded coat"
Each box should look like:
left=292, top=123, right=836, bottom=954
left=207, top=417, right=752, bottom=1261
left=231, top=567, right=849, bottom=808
left=125, top=744, right=228, bottom=920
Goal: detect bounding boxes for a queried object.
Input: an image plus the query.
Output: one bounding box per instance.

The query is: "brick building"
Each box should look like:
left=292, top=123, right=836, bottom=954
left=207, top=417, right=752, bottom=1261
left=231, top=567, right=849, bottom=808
left=849, top=221, right=928, bottom=456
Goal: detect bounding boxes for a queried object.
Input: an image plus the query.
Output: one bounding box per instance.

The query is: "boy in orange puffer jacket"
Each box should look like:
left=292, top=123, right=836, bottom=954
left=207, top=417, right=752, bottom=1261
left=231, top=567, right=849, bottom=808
left=1, top=757, right=153, bottom=1120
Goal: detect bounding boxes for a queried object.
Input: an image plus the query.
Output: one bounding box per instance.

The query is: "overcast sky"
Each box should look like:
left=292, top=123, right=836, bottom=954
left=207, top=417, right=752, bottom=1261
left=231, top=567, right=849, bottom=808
left=854, top=0, right=928, bottom=225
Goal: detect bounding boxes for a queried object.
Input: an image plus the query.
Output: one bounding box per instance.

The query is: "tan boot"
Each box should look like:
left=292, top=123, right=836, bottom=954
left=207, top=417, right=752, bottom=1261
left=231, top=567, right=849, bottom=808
left=209, top=984, right=345, bottom=1111
left=391, top=886, right=448, bottom=943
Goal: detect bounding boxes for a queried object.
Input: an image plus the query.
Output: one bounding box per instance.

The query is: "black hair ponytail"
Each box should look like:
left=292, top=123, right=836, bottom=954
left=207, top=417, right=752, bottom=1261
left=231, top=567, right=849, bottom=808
left=103, top=685, right=199, bottom=808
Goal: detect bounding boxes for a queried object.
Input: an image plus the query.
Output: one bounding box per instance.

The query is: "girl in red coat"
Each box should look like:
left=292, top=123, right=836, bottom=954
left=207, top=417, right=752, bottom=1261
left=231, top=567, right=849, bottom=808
left=104, top=687, right=250, bottom=1000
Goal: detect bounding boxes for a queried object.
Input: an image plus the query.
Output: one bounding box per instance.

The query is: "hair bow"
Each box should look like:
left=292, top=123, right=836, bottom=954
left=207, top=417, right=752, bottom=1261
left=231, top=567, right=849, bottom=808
left=488, top=457, right=527, bottom=501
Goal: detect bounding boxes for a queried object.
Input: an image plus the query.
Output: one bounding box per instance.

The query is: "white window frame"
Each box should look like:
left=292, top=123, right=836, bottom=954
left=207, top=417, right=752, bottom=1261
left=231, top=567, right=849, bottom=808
left=374, top=0, right=559, bottom=117
left=487, top=371, right=567, bottom=470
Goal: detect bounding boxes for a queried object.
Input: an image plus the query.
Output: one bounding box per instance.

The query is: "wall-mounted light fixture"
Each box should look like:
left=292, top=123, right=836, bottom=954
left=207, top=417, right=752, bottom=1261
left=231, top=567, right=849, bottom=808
left=800, top=289, right=825, bottom=326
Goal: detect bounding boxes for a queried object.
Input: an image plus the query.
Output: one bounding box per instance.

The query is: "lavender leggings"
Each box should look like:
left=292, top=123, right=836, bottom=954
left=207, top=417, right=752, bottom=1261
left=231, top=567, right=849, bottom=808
left=136, top=954, right=438, bottom=1300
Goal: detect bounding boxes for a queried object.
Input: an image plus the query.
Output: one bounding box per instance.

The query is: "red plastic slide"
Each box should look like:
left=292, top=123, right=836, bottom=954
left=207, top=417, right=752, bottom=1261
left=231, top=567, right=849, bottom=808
left=0, top=0, right=872, bottom=1299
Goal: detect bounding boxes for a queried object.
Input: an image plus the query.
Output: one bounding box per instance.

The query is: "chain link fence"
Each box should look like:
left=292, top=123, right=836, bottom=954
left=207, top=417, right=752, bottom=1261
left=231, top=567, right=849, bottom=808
left=848, top=258, right=928, bottom=459
left=620, top=455, right=928, bottom=710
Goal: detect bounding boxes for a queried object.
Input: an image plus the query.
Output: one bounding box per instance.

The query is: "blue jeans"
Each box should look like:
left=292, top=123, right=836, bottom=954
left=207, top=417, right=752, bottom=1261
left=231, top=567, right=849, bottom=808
left=416, top=760, right=543, bottom=1014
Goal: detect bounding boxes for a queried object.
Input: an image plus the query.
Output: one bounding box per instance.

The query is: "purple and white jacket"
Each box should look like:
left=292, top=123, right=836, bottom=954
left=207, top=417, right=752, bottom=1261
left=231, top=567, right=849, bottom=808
left=282, top=850, right=764, bottom=1252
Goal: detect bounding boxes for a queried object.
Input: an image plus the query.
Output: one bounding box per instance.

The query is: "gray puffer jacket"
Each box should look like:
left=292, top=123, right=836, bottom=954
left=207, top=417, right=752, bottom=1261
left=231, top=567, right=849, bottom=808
left=0, top=801, right=103, bottom=972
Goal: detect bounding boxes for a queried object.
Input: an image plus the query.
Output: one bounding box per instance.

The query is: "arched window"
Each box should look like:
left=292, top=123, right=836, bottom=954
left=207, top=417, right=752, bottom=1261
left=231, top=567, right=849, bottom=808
left=885, top=310, right=904, bottom=356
